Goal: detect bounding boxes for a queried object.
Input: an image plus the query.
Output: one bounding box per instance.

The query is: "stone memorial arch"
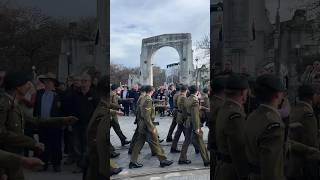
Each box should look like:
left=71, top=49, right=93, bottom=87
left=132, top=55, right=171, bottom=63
left=140, top=33, right=194, bottom=85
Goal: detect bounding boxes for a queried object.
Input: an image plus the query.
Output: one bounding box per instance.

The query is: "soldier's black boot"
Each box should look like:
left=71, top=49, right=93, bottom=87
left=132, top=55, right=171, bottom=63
left=129, top=162, right=143, bottom=169
left=166, top=137, right=173, bottom=142
left=170, top=148, right=181, bottom=153
left=160, top=160, right=173, bottom=167
left=111, top=151, right=120, bottom=158
left=110, top=167, right=123, bottom=176
left=121, top=139, right=131, bottom=146
left=178, top=160, right=192, bottom=164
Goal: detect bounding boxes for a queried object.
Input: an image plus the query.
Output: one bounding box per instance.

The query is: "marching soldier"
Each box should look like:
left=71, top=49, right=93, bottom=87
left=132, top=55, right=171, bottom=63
left=129, top=85, right=173, bottom=169
left=166, top=84, right=181, bottom=142
left=244, top=74, right=320, bottom=180
left=0, top=72, right=78, bottom=180
left=171, top=85, right=198, bottom=153
left=85, top=76, right=122, bottom=180
left=178, top=85, right=209, bottom=166
left=214, top=75, right=249, bottom=180
left=128, top=86, right=155, bottom=155
left=110, top=84, right=131, bottom=146
left=287, top=84, right=319, bottom=180
left=208, top=77, right=225, bottom=180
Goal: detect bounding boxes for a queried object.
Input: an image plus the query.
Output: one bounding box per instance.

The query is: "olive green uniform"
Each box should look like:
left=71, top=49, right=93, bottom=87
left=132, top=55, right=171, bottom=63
left=130, top=95, right=167, bottom=163
left=179, top=94, right=209, bottom=163
left=110, top=92, right=127, bottom=142
left=0, top=150, right=22, bottom=176
left=200, top=95, right=210, bottom=125
left=0, top=93, right=70, bottom=180
left=208, top=95, right=224, bottom=150
left=244, top=104, right=317, bottom=180
left=129, top=95, right=154, bottom=154
left=166, top=91, right=180, bottom=140
left=215, top=99, right=248, bottom=180
left=287, top=101, right=319, bottom=179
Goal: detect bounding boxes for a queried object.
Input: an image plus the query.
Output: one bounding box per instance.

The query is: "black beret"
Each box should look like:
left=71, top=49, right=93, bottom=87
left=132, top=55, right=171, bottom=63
left=180, top=84, right=188, bottom=91
left=4, top=72, right=31, bottom=91
left=189, top=85, right=198, bottom=94
left=225, top=74, right=249, bottom=90
left=298, top=84, right=315, bottom=97
left=256, top=74, right=285, bottom=92
left=111, top=84, right=119, bottom=91
left=139, top=85, right=146, bottom=92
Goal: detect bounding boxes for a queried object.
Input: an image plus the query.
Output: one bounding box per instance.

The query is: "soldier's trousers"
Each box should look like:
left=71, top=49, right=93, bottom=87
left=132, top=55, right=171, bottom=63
left=130, top=132, right=166, bottom=163
left=111, top=119, right=127, bottom=142
left=171, top=124, right=198, bottom=151
left=179, top=127, right=209, bottom=162
left=214, top=161, right=238, bottom=180
left=129, top=125, right=155, bottom=154
left=166, top=114, right=177, bottom=139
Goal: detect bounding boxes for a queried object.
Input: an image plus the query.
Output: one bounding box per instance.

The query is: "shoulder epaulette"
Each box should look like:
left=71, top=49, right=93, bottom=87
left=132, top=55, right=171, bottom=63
left=229, top=113, right=241, bottom=120
left=266, top=122, right=281, bottom=130
left=303, top=112, right=314, bottom=118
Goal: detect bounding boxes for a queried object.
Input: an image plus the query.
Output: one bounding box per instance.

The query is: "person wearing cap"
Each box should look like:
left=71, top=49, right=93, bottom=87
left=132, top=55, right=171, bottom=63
left=128, top=86, right=155, bottom=155
left=244, top=74, right=320, bottom=180
left=85, top=76, right=123, bottom=180
left=33, top=72, right=63, bottom=172
left=171, top=85, right=199, bottom=154
left=214, top=75, right=249, bottom=180
left=165, top=84, right=181, bottom=142
left=129, top=85, right=173, bottom=169
left=110, top=84, right=131, bottom=146
left=0, top=72, right=78, bottom=180
left=286, top=84, right=319, bottom=180
left=178, top=85, right=209, bottom=166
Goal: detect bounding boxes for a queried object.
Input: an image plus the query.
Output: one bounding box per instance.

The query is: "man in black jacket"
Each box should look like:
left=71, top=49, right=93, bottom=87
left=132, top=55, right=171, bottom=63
left=34, top=73, right=63, bottom=172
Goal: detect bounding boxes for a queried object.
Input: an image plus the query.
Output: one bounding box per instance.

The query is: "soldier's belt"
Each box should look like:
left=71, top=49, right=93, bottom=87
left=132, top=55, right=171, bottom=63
left=216, top=152, right=232, bottom=163
left=153, top=121, right=159, bottom=126
left=248, top=163, right=260, bottom=174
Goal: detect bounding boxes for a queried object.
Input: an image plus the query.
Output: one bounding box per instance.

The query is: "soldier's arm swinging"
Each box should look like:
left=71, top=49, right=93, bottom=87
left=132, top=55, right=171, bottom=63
left=142, top=99, right=156, bottom=133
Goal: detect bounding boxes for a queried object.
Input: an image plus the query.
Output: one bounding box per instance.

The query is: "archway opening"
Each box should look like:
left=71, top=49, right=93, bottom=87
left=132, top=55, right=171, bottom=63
left=152, top=47, right=180, bottom=88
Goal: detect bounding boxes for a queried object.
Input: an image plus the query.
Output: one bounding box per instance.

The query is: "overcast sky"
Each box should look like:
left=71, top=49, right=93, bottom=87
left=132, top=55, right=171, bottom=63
left=110, top=0, right=210, bottom=68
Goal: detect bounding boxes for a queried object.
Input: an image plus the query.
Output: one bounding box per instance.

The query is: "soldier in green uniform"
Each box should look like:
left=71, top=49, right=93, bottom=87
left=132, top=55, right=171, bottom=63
left=171, top=85, right=198, bottom=153
left=110, top=84, right=130, bottom=146
left=0, top=72, right=78, bottom=180
left=166, top=84, right=180, bottom=142
left=287, top=84, right=319, bottom=180
left=129, top=85, right=173, bottom=169
left=85, top=76, right=122, bottom=180
left=128, top=86, right=156, bottom=155
left=200, top=87, right=210, bottom=126
left=214, top=75, right=249, bottom=180
left=244, top=74, right=320, bottom=180
left=178, top=85, right=209, bottom=166
left=208, top=77, right=225, bottom=180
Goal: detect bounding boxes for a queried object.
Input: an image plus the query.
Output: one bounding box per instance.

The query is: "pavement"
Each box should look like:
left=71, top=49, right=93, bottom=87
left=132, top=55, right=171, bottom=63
left=24, top=113, right=210, bottom=180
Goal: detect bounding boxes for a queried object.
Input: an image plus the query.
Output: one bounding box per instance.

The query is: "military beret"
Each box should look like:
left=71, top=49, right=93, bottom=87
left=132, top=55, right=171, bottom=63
left=225, top=74, right=249, bottom=90
left=111, top=84, right=119, bottom=91
left=298, top=84, right=316, bottom=97
left=256, top=74, right=285, bottom=92
left=139, top=85, right=146, bottom=92
left=4, top=72, right=31, bottom=91
left=188, top=85, right=198, bottom=94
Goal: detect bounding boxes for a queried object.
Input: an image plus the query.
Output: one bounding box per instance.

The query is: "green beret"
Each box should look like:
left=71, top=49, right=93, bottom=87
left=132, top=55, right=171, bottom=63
left=4, top=72, right=31, bottom=91
left=298, top=84, right=315, bottom=97
left=256, top=74, right=285, bottom=92
left=212, top=76, right=226, bottom=89
left=111, top=84, right=119, bottom=91
left=225, top=74, right=249, bottom=90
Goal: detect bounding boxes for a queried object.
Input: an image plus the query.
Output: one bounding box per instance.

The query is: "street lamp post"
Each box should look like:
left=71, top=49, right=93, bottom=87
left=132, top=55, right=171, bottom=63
left=66, top=52, right=72, bottom=76
left=195, top=58, right=199, bottom=87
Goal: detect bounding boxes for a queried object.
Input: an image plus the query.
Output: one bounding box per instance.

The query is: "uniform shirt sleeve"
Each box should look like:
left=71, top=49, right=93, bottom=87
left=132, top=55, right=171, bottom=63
left=0, top=149, right=22, bottom=169
left=142, top=99, right=155, bottom=132
left=190, top=98, right=200, bottom=130
left=258, top=122, right=285, bottom=180
left=225, top=112, right=249, bottom=178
